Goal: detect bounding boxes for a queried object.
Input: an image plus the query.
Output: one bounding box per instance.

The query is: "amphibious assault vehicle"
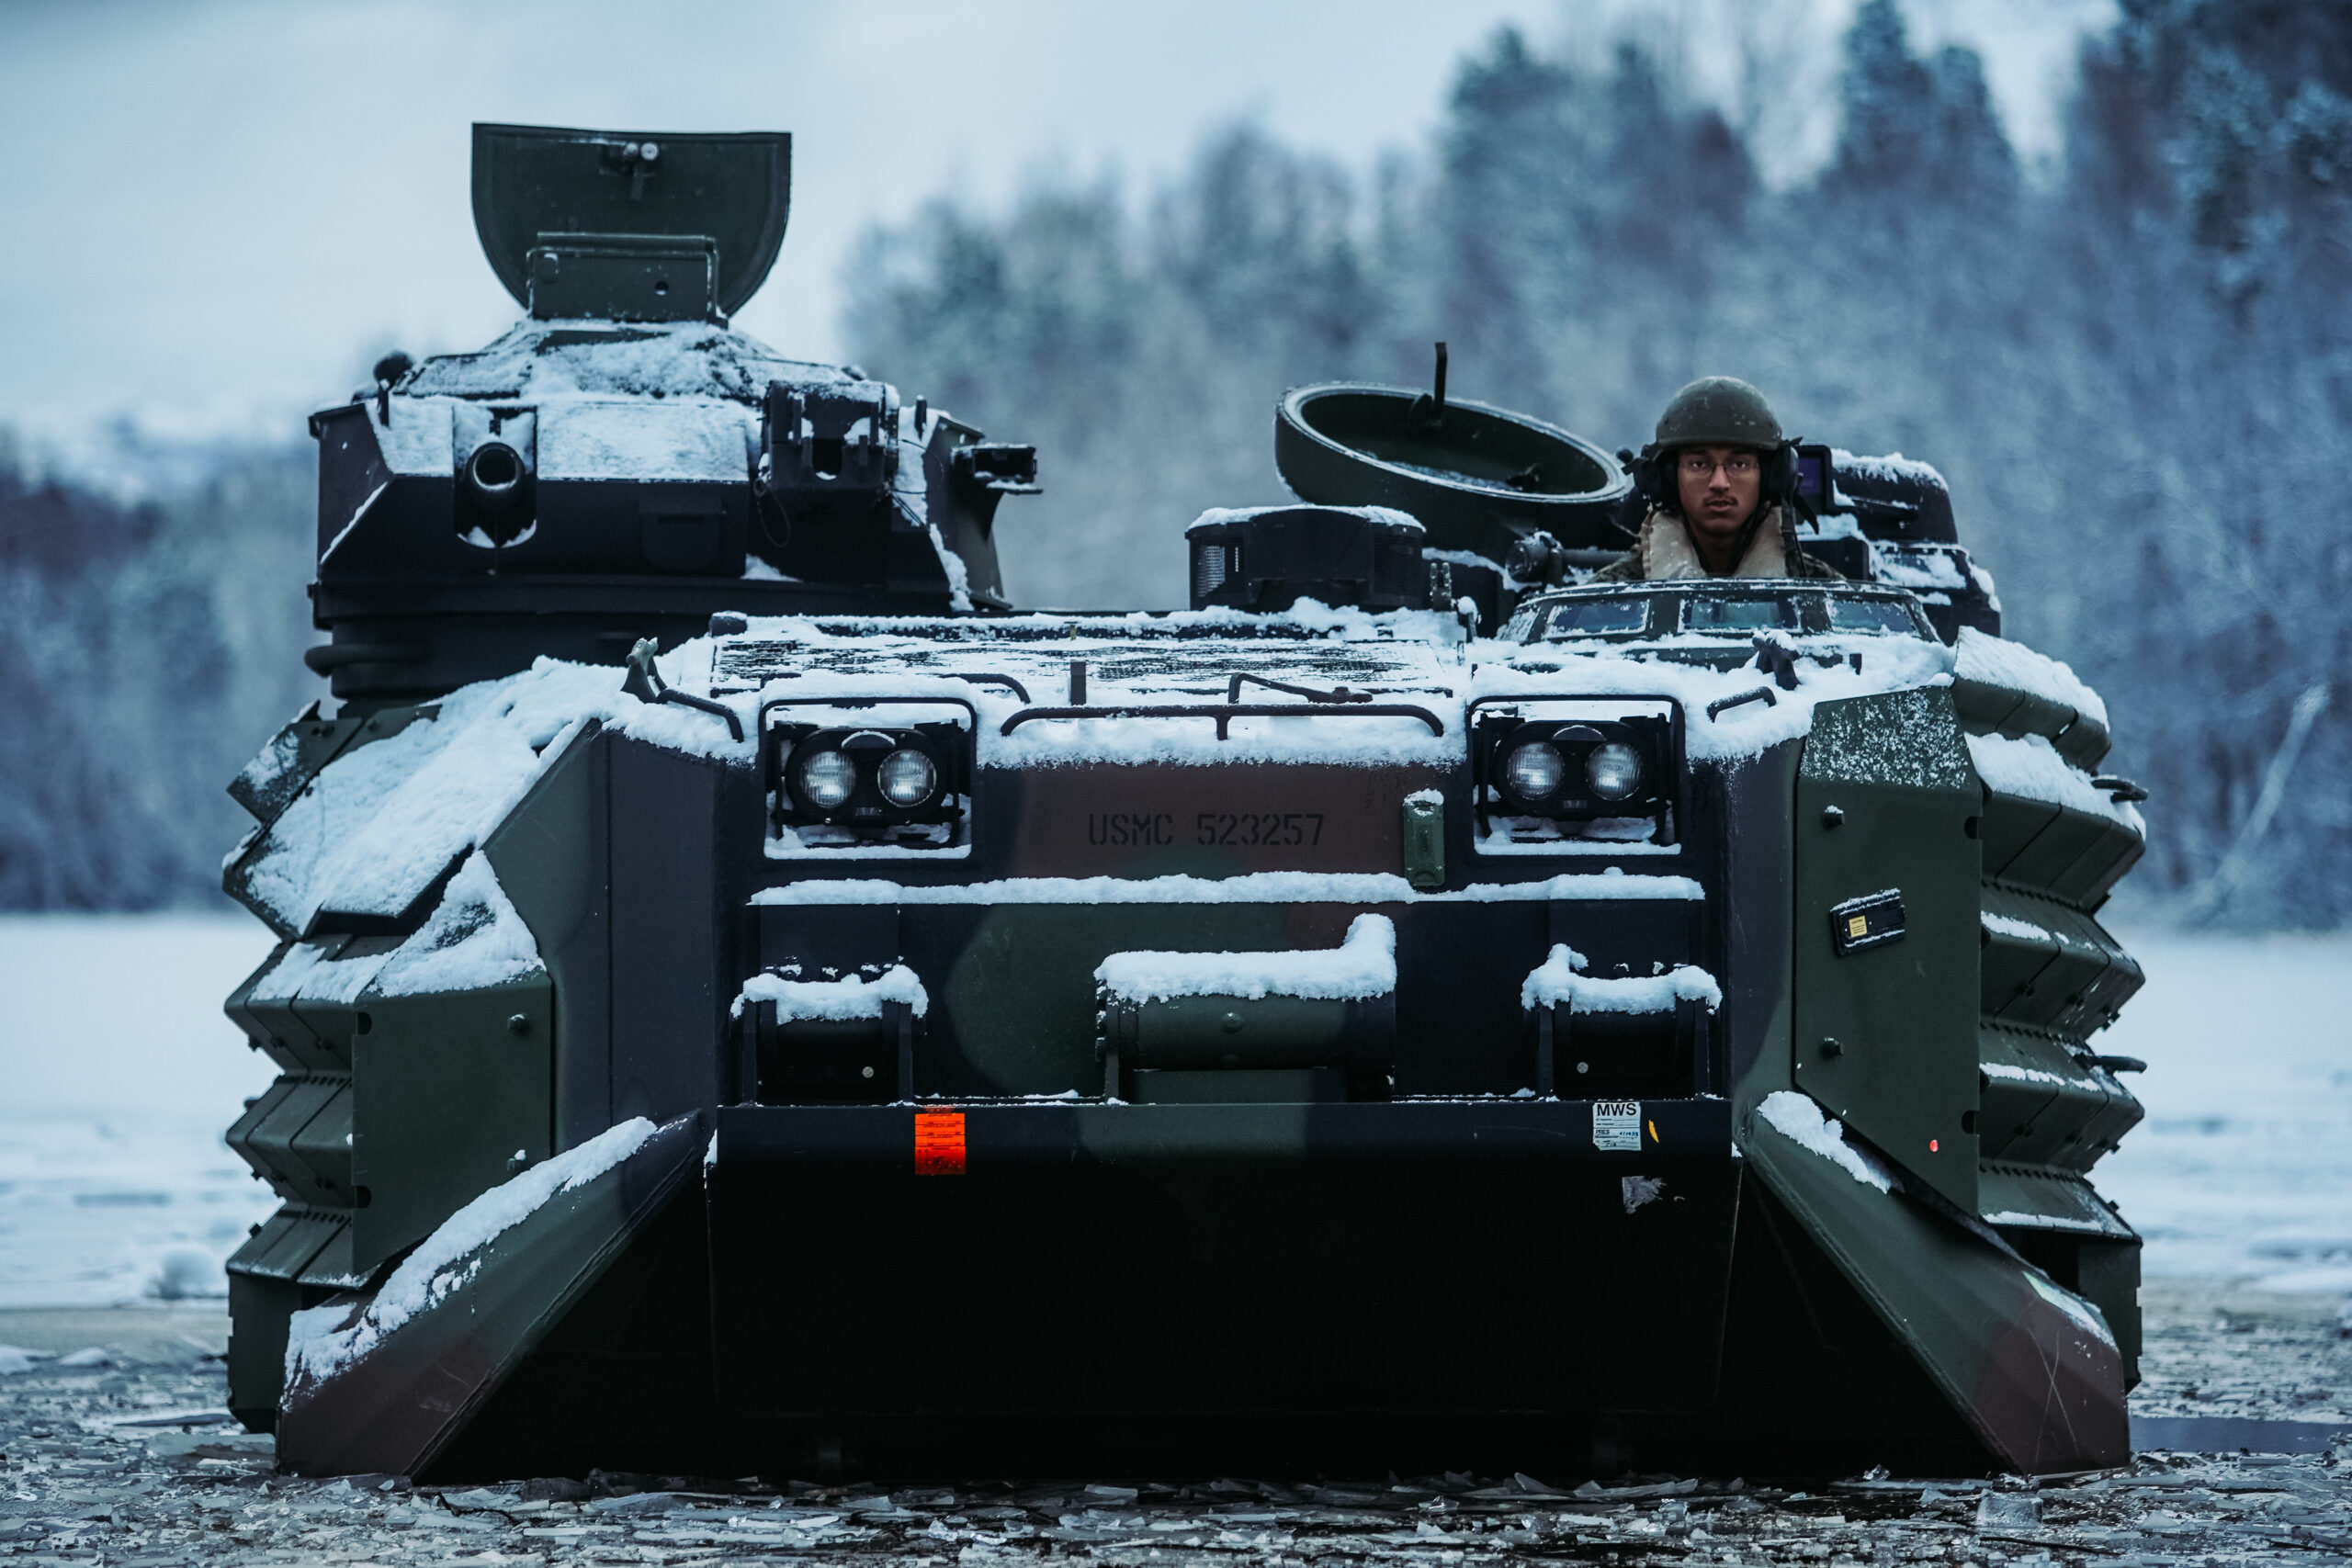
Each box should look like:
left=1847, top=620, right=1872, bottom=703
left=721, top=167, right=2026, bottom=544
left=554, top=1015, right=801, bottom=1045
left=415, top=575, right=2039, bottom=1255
left=220, top=125, right=2151, bottom=1481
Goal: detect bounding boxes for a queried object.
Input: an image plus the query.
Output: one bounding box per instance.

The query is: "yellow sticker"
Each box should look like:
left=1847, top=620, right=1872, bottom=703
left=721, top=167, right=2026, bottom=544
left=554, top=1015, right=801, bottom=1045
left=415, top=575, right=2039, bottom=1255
left=1848, top=914, right=1869, bottom=939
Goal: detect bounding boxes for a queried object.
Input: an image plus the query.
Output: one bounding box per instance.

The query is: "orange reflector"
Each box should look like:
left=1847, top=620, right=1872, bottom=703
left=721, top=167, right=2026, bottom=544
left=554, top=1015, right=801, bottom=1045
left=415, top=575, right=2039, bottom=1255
left=1928, top=1138, right=1940, bottom=1153
left=915, top=1110, right=966, bottom=1175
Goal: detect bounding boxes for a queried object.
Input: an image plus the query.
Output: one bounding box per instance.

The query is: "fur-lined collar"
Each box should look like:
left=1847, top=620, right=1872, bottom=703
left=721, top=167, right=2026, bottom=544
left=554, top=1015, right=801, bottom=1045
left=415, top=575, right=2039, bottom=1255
left=1632, top=507, right=1790, bottom=580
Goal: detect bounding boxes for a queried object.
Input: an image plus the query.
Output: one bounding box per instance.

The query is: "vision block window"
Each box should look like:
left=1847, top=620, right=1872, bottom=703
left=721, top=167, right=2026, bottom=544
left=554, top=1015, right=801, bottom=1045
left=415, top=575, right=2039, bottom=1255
left=1826, top=597, right=1923, bottom=637
left=1541, top=598, right=1650, bottom=639
left=1681, top=596, right=1792, bottom=633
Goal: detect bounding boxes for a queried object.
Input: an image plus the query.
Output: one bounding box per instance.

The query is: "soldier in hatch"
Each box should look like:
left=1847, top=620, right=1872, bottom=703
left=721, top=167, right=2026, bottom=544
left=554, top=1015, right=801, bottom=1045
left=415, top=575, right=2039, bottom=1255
left=1593, top=377, right=1841, bottom=582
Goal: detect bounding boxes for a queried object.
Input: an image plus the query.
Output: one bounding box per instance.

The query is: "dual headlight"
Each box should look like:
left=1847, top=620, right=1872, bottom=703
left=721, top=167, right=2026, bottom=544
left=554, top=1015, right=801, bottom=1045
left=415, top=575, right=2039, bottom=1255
left=1501, top=735, right=1646, bottom=804
left=1477, top=716, right=1673, bottom=821
left=771, top=724, right=963, bottom=829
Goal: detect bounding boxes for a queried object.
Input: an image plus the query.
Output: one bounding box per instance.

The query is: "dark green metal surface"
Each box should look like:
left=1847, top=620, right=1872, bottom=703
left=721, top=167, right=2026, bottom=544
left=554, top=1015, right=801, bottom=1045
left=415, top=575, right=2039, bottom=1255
left=220, top=124, right=2155, bottom=1479
left=471, top=124, right=789, bottom=318
left=1791, top=688, right=1984, bottom=1210
left=1740, top=1101, right=2128, bottom=1472
left=276, top=1113, right=705, bottom=1479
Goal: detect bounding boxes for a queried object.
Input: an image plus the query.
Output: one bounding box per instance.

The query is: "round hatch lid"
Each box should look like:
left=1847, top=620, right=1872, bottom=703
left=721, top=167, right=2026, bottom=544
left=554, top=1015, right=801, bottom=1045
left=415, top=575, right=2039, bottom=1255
left=1275, top=379, right=1633, bottom=557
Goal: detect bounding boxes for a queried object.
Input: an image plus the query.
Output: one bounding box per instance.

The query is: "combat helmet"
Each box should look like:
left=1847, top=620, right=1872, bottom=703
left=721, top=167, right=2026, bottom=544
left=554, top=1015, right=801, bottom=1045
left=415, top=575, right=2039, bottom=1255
left=1652, top=376, right=1781, bottom=451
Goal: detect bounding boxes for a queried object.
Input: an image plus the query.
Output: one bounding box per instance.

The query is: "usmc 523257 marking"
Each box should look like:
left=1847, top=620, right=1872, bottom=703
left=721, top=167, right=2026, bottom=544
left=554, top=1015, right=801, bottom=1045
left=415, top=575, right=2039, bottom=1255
left=1086, top=811, right=1327, bottom=848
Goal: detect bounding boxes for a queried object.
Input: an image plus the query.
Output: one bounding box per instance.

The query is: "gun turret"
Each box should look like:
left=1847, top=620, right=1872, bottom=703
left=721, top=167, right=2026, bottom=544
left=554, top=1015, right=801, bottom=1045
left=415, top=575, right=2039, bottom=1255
left=302, top=124, right=1036, bottom=708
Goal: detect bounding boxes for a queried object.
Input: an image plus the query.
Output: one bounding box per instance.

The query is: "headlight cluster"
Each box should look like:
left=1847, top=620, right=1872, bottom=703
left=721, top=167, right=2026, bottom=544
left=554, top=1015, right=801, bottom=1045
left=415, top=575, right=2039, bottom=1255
left=770, top=722, right=965, bottom=830
left=1476, top=716, right=1673, bottom=823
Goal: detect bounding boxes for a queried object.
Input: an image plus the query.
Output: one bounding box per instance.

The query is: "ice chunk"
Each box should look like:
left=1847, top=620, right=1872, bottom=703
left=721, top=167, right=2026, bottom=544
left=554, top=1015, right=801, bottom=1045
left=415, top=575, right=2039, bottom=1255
left=1095, top=913, right=1396, bottom=1003
left=1756, top=1090, right=1892, bottom=1192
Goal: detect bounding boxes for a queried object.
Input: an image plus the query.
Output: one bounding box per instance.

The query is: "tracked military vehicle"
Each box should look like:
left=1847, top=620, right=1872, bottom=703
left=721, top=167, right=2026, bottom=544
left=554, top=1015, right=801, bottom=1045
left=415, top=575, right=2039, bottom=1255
left=220, top=124, right=2151, bottom=1482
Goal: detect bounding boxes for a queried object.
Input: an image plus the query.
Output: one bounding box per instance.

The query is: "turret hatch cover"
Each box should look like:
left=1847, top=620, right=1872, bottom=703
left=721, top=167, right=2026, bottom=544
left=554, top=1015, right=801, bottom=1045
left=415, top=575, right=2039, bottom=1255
left=471, top=123, right=791, bottom=317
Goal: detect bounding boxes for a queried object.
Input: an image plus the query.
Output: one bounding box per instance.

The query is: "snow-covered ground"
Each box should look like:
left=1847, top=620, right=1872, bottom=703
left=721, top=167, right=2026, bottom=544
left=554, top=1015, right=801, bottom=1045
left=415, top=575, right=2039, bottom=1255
left=0, top=915, right=2343, bottom=1307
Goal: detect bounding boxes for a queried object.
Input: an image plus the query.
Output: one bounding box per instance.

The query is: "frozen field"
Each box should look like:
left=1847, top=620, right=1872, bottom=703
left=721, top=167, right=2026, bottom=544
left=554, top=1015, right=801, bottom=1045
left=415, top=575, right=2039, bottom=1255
left=0, top=915, right=278, bottom=1309
left=0, top=913, right=2345, bottom=1308
left=2094, top=929, right=2352, bottom=1293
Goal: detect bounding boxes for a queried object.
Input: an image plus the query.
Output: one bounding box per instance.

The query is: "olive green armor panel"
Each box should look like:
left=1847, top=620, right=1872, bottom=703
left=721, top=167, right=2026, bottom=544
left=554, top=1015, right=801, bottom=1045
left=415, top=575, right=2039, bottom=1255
left=1791, top=688, right=1984, bottom=1210
left=351, top=975, right=554, bottom=1268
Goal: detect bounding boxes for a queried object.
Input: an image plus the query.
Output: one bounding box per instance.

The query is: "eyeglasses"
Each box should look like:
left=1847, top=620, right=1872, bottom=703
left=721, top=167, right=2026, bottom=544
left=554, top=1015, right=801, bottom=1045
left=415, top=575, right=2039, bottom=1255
left=1680, top=453, right=1758, bottom=479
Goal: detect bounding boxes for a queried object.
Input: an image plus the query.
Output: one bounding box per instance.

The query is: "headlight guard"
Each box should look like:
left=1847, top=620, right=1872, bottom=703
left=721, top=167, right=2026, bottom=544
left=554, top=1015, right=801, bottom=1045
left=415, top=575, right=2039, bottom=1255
left=1470, top=696, right=1681, bottom=847
left=761, top=695, right=975, bottom=845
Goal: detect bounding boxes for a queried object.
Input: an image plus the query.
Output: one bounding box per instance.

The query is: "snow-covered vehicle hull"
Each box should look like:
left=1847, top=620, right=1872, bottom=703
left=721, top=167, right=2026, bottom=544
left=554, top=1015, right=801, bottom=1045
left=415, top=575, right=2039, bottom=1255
left=218, top=123, right=2150, bottom=1483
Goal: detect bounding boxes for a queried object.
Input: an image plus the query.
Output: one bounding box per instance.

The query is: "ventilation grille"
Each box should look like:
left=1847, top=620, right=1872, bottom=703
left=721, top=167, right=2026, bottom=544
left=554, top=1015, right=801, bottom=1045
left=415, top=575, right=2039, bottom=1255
left=1193, top=541, right=1236, bottom=602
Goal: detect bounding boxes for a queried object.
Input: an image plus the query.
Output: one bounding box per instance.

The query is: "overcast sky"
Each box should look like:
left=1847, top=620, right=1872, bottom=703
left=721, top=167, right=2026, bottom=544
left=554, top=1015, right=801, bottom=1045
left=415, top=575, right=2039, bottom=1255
left=3, top=0, right=2110, bottom=464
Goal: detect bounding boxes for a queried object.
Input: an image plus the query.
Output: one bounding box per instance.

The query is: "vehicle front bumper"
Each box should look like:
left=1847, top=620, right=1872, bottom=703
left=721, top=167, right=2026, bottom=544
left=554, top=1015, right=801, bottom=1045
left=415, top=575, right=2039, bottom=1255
left=707, top=1095, right=1739, bottom=1423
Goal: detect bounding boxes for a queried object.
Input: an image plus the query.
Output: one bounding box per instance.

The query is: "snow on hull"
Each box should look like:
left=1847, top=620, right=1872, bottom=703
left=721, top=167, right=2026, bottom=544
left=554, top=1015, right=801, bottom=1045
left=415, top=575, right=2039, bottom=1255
left=235, top=660, right=755, bottom=933
left=991, top=709, right=1456, bottom=770
left=1981, top=911, right=2052, bottom=942
left=1520, top=943, right=1722, bottom=1014
left=1953, top=626, right=2107, bottom=729
left=2028, top=1270, right=2119, bottom=1350
left=1828, top=447, right=1947, bottom=491
left=370, top=852, right=543, bottom=998
left=706, top=597, right=1955, bottom=770
left=283, top=1118, right=659, bottom=1389
left=1755, top=1090, right=1893, bottom=1193
left=1096, top=914, right=1396, bottom=1003
left=246, top=852, right=541, bottom=1008
left=751, top=871, right=1704, bottom=907
left=1967, top=731, right=2143, bottom=830
left=1474, top=631, right=1956, bottom=764
left=395, top=319, right=854, bottom=415
left=732, top=964, right=928, bottom=1021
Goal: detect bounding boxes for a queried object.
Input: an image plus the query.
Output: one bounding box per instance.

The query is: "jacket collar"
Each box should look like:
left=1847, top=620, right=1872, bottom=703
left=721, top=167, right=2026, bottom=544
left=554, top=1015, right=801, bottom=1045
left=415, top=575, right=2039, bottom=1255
left=1637, top=506, right=1789, bottom=580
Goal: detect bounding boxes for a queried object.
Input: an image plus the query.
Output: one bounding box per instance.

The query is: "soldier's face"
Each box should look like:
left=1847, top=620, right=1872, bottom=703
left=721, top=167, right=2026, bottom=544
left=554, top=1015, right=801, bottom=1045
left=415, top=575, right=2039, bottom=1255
left=1676, top=446, right=1762, bottom=542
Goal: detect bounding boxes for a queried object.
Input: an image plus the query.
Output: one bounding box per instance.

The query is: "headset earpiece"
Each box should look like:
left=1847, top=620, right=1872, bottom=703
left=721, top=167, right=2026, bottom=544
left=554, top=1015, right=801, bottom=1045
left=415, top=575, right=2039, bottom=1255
left=1628, top=443, right=1678, bottom=514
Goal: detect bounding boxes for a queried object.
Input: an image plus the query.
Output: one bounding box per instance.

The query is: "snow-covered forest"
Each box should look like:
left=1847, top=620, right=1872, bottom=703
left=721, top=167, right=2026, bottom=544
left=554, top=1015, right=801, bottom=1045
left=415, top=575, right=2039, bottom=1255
left=847, top=0, right=2352, bottom=927
left=0, top=444, right=313, bottom=909
left=1, top=0, right=2345, bottom=924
